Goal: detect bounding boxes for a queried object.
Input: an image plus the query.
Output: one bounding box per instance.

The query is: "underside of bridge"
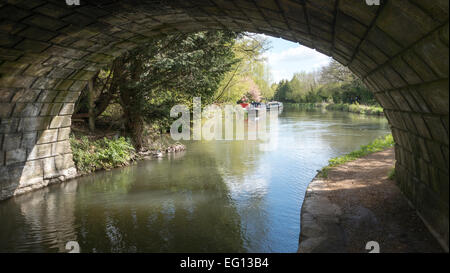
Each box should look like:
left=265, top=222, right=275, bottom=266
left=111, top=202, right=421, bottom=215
left=0, top=0, right=448, bottom=249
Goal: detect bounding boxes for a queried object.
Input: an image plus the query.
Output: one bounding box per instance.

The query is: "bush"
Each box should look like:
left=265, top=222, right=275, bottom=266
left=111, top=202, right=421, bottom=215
left=70, top=135, right=135, bottom=174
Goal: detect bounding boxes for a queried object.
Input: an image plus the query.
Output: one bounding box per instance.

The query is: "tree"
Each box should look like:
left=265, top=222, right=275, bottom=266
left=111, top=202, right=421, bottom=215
left=319, top=59, right=354, bottom=84
left=214, top=34, right=272, bottom=103
left=75, top=31, right=238, bottom=150
left=272, top=59, right=376, bottom=105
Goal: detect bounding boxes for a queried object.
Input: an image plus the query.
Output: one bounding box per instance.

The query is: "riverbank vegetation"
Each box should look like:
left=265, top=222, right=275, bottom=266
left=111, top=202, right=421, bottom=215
left=70, top=135, right=136, bottom=174
left=319, top=134, right=395, bottom=178
left=325, top=103, right=383, bottom=115
left=285, top=102, right=384, bottom=116
left=71, top=31, right=273, bottom=172
left=272, top=60, right=378, bottom=107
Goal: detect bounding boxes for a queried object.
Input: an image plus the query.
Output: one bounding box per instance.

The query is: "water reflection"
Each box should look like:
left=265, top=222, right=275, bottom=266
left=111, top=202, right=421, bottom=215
left=0, top=107, right=390, bottom=253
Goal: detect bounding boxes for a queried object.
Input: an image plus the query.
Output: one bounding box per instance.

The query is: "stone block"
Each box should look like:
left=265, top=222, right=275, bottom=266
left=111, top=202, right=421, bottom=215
left=0, top=88, right=15, bottom=103
left=18, top=117, right=51, bottom=131
left=34, top=3, right=73, bottom=19
left=55, top=153, right=75, bottom=171
left=21, top=132, right=37, bottom=150
left=68, top=80, right=87, bottom=92
left=417, top=80, right=449, bottom=115
left=5, top=148, right=26, bottom=165
left=20, top=159, right=43, bottom=181
left=367, top=26, right=402, bottom=57
left=0, top=103, right=14, bottom=118
left=0, top=118, right=20, bottom=134
left=57, top=127, right=71, bottom=141
left=31, top=77, right=60, bottom=89
left=46, top=68, right=75, bottom=79
left=52, top=140, right=71, bottom=156
left=24, top=14, right=68, bottom=31
left=2, top=133, right=22, bottom=151
left=425, top=140, right=447, bottom=171
left=43, top=156, right=58, bottom=179
left=59, top=103, right=75, bottom=115
left=14, top=39, right=51, bottom=53
left=389, top=90, right=411, bottom=112
left=36, top=129, right=58, bottom=144
left=423, top=116, right=449, bottom=145
left=410, top=114, right=432, bottom=139
left=28, top=143, right=52, bottom=160
left=414, top=29, right=449, bottom=79
left=39, top=103, right=63, bottom=116
left=70, top=70, right=98, bottom=81
left=0, top=76, right=36, bottom=89
left=410, top=0, right=449, bottom=23
left=49, top=115, right=71, bottom=129
left=54, top=91, right=80, bottom=103
left=54, top=79, right=75, bottom=91
left=10, top=89, right=40, bottom=103
left=36, top=90, right=59, bottom=103
left=13, top=103, right=43, bottom=117
left=17, top=26, right=57, bottom=42
left=391, top=56, right=422, bottom=85
left=376, top=0, right=438, bottom=47
left=23, top=63, right=53, bottom=77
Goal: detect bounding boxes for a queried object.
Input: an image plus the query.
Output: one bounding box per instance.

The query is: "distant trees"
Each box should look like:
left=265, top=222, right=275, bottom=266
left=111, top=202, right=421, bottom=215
left=273, top=60, right=377, bottom=105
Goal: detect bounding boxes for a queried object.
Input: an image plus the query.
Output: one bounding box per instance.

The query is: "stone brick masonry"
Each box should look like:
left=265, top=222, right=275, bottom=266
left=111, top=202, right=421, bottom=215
left=0, top=0, right=448, bottom=250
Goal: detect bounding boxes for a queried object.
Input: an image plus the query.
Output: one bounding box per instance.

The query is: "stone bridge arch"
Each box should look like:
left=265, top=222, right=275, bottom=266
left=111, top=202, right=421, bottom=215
left=0, top=0, right=448, bottom=249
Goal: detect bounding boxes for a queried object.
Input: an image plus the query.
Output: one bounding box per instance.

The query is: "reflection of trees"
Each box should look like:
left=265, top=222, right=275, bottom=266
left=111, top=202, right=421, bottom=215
left=0, top=182, right=78, bottom=252
left=73, top=152, right=245, bottom=253
left=198, top=139, right=274, bottom=252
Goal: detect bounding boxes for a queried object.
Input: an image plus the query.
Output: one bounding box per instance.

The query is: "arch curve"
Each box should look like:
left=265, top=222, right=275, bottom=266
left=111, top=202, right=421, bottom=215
left=0, top=0, right=448, bottom=249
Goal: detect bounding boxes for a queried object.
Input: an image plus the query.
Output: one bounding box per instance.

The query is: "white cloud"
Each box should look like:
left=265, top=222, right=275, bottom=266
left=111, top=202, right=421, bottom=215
left=263, top=43, right=331, bottom=83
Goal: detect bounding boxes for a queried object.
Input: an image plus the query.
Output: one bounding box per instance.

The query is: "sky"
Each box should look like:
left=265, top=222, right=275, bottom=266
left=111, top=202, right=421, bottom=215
left=259, top=34, right=331, bottom=84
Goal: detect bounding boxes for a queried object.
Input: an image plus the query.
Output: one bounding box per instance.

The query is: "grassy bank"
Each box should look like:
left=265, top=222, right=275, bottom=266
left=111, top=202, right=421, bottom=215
left=325, top=103, right=384, bottom=115
left=285, top=102, right=384, bottom=116
left=70, top=129, right=185, bottom=175
left=70, top=135, right=136, bottom=174
left=319, top=134, right=395, bottom=178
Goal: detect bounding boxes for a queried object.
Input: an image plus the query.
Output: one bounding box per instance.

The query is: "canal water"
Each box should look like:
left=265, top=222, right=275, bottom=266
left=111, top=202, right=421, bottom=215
left=0, top=106, right=390, bottom=253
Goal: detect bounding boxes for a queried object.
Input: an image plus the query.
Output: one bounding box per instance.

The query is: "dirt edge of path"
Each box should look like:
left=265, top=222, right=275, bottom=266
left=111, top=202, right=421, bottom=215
left=297, top=148, right=444, bottom=253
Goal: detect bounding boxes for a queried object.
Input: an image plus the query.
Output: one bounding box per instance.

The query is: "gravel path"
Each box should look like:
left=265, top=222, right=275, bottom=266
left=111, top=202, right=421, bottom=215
left=298, top=148, right=443, bottom=253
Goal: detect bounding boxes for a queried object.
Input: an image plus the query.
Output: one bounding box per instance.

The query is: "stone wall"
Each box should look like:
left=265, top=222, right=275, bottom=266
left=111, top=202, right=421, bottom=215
left=0, top=0, right=448, bottom=249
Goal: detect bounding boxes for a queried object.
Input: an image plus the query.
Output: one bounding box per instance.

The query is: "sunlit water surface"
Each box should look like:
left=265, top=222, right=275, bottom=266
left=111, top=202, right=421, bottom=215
left=0, top=107, right=390, bottom=253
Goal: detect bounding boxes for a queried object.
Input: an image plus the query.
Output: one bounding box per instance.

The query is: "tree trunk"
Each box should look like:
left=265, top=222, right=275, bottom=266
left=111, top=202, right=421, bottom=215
left=87, top=77, right=96, bottom=132
left=125, top=112, right=145, bottom=151
left=119, top=84, right=145, bottom=151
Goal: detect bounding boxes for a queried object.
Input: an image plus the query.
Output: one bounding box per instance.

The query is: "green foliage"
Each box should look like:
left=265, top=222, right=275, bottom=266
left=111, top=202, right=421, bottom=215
left=273, top=60, right=377, bottom=105
left=215, top=35, right=273, bottom=103
left=97, top=30, right=240, bottom=148
left=325, top=103, right=384, bottom=115
left=319, top=134, right=395, bottom=178
left=70, top=135, right=135, bottom=174
left=118, top=30, right=238, bottom=115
